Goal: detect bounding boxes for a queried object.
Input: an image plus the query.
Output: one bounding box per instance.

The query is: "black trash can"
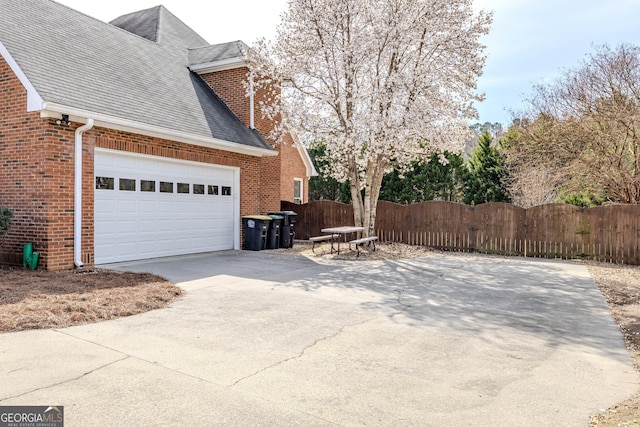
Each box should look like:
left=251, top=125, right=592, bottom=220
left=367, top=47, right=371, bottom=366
left=269, top=211, right=298, bottom=248
left=242, top=215, right=272, bottom=251
left=266, top=214, right=283, bottom=249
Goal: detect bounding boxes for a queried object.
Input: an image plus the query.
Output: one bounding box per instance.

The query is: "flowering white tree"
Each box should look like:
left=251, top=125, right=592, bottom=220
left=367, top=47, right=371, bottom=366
left=251, top=0, right=492, bottom=235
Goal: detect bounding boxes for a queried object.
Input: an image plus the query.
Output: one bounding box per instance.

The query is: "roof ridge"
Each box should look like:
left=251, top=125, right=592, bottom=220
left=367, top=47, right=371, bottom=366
left=46, top=0, right=161, bottom=46
left=109, top=5, right=167, bottom=45
left=155, top=4, right=208, bottom=47
left=155, top=5, right=166, bottom=45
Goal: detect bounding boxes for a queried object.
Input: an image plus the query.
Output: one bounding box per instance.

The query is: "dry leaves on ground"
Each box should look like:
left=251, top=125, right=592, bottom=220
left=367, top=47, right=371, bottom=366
left=0, top=267, right=181, bottom=333
left=276, top=240, right=435, bottom=260
left=588, top=262, right=640, bottom=426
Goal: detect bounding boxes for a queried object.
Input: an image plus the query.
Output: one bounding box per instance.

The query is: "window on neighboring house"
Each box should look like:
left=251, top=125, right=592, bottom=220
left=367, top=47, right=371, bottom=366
left=293, top=178, right=303, bottom=204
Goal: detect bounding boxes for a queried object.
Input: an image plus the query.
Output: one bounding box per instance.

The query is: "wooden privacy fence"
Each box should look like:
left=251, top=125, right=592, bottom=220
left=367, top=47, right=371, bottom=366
left=281, top=200, right=640, bottom=265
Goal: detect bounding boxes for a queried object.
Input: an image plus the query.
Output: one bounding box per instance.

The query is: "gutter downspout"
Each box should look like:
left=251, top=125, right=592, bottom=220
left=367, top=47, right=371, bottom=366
left=249, top=71, right=255, bottom=129
left=74, top=119, right=94, bottom=267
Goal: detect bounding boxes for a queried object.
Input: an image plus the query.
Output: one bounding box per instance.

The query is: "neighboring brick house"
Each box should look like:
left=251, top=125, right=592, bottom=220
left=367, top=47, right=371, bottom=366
left=0, top=0, right=315, bottom=270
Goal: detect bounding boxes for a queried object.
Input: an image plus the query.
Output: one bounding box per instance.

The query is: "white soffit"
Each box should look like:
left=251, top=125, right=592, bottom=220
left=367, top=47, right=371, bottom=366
left=189, top=57, right=246, bottom=74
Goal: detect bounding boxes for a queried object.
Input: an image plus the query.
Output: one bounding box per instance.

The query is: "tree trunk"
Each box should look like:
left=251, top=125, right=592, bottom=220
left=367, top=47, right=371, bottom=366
left=348, top=158, right=364, bottom=231
left=363, top=157, right=387, bottom=237
left=348, top=156, right=387, bottom=238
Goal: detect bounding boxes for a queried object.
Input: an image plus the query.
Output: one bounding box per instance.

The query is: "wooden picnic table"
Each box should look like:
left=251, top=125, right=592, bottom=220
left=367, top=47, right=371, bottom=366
left=320, top=226, right=365, bottom=254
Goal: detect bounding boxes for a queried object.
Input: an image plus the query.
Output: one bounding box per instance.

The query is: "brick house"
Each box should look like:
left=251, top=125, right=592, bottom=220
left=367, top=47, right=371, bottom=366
left=0, top=1, right=315, bottom=270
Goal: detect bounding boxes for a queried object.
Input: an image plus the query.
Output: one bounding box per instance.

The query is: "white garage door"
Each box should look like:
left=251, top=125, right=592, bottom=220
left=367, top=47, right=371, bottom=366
left=94, top=149, right=239, bottom=264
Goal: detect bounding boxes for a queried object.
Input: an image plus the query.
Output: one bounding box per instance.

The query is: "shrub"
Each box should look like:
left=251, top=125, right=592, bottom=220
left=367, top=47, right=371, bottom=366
left=0, top=206, right=13, bottom=246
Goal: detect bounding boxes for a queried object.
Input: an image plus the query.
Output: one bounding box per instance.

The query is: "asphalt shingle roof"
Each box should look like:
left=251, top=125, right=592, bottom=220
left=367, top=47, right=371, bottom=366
left=0, top=0, right=272, bottom=152
left=188, top=41, right=248, bottom=67
left=111, top=6, right=209, bottom=52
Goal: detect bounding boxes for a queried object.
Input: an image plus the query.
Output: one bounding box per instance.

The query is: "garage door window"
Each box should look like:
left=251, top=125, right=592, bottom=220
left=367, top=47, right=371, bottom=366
left=97, top=179, right=230, bottom=194
left=160, top=182, right=174, bottom=193
left=119, top=178, right=136, bottom=191
left=177, top=183, right=190, bottom=194
left=96, top=177, right=114, bottom=190
left=141, top=180, right=155, bottom=192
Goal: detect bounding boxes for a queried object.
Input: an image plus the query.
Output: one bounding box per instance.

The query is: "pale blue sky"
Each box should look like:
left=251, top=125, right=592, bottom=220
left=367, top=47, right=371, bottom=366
left=473, top=0, right=640, bottom=125
left=57, top=0, right=640, bottom=126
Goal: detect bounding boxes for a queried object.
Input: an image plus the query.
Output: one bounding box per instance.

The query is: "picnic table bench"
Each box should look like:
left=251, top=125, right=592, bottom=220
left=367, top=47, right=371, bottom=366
left=309, top=234, right=339, bottom=253
left=349, top=236, right=378, bottom=257
left=312, top=226, right=377, bottom=256
left=320, top=226, right=365, bottom=255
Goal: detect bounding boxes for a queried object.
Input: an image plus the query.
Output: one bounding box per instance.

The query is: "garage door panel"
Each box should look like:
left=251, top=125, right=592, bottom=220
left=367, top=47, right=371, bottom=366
left=116, top=200, right=138, bottom=213
left=95, top=199, right=117, bottom=212
left=157, top=201, right=177, bottom=212
left=117, top=220, right=139, bottom=234
left=138, top=241, right=160, bottom=253
left=173, top=223, right=193, bottom=235
left=95, top=150, right=237, bottom=264
left=136, top=221, right=157, bottom=233
left=116, top=242, right=138, bottom=253
left=174, top=239, right=193, bottom=250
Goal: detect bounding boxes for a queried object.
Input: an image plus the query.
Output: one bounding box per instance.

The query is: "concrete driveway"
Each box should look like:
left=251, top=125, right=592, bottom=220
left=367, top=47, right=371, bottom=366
left=0, top=251, right=637, bottom=426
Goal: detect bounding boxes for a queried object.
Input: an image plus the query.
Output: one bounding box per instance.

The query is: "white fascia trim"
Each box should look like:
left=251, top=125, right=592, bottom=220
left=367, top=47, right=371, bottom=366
left=0, top=41, right=44, bottom=111
left=189, top=57, right=246, bottom=74
left=290, top=128, right=318, bottom=177
left=40, top=102, right=277, bottom=158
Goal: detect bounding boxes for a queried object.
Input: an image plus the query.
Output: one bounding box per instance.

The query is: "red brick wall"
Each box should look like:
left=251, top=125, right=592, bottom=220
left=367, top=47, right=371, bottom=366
left=0, top=55, right=279, bottom=270
left=0, top=55, right=77, bottom=271
left=199, top=67, right=309, bottom=204
left=201, top=67, right=282, bottom=213
left=279, top=133, right=310, bottom=203
left=200, top=68, right=251, bottom=128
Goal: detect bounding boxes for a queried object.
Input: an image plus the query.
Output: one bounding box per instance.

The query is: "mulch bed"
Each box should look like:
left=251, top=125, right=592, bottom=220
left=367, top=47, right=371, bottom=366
left=0, top=267, right=181, bottom=332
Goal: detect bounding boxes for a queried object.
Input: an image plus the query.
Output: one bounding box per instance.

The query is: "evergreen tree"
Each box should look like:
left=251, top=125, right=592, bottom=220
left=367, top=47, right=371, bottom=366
left=464, top=131, right=511, bottom=205
left=308, top=143, right=351, bottom=203
left=380, top=151, right=466, bottom=204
